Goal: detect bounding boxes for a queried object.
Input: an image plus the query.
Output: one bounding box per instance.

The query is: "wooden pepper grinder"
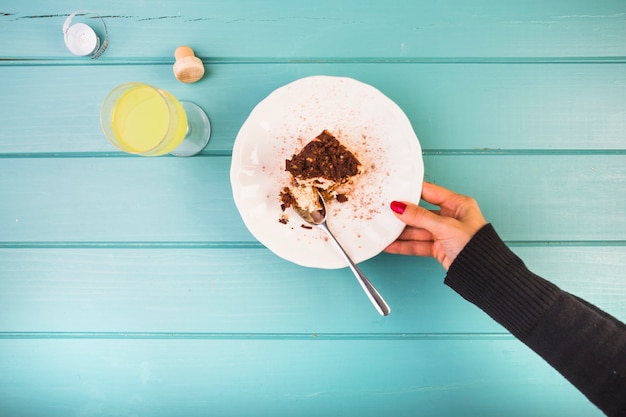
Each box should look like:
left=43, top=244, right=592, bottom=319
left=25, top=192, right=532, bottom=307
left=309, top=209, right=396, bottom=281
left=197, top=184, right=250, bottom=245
left=173, top=46, right=205, bottom=83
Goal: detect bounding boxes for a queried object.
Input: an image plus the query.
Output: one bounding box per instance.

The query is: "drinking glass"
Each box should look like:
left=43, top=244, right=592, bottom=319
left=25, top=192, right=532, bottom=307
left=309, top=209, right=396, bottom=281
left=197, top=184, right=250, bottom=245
left=100, top=82, right=210, bottom=156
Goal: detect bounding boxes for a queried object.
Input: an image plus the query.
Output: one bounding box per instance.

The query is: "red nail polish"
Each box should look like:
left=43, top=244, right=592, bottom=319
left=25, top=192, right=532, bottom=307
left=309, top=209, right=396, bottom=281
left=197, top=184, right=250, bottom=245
left=390, top=201, right=407, bottom=214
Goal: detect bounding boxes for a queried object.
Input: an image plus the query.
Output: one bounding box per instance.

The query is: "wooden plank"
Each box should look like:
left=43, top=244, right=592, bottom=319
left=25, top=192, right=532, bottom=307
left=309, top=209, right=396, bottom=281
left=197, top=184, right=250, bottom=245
left=1, top=63, right=626, bottom=154
left=0, top=156, right=251, bottom=242
left=423, top=154, right=626, bottom=242
left=0, top=337, right=604, bottom=417
left=1, top=155, right=624, bottom=242
left=1, top=0, right=625, bottom=59
left=1, top=247, right=623, bottom=334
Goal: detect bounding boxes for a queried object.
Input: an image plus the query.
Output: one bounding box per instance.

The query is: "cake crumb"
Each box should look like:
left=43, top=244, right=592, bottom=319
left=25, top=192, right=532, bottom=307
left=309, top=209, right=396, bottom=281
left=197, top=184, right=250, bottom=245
left=336, top=194, right=348, bottom=203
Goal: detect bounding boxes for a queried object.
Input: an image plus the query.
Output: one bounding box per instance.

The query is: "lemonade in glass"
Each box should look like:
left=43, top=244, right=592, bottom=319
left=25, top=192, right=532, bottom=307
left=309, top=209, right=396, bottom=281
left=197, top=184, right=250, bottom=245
left=100, top=82, right=210, bottom=156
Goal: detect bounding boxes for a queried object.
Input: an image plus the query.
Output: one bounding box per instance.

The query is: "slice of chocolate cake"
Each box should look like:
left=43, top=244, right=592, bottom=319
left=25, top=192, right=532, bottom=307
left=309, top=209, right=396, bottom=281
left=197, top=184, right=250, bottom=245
left=286, top=130, right=361, bottom=185
left=281, top=130, right=362, bottom=214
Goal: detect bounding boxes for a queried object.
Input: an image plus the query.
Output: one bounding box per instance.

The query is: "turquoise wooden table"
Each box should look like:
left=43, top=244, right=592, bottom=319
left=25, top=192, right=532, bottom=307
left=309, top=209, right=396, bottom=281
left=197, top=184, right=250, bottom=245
left=1, top=1, right=625, bottom=416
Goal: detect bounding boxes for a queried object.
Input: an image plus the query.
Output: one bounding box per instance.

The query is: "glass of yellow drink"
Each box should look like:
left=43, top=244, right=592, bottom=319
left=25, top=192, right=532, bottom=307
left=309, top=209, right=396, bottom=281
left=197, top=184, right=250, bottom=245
left=100, top=82, right=210, bottom=156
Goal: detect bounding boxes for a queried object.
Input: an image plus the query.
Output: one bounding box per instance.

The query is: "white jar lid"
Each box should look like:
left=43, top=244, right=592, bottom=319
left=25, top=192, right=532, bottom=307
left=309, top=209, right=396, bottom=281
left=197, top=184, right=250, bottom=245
left=63, top=11, right=108, bottom=59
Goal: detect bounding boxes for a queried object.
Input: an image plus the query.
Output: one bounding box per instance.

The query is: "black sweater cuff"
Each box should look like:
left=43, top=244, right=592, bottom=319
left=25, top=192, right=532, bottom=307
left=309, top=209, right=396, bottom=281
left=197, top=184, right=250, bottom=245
left=444, top=223, right=561, bottom=339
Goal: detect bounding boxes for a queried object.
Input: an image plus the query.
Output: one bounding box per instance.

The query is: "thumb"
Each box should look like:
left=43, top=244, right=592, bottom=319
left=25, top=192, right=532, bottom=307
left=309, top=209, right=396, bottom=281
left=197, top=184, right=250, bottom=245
left=390, top=201, right=445, bottom=234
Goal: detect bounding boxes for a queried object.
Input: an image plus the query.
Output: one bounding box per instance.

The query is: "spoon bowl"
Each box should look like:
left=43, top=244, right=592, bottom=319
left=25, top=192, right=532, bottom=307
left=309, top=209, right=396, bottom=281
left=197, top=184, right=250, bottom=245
left=292, top=191, right=391, bottom=316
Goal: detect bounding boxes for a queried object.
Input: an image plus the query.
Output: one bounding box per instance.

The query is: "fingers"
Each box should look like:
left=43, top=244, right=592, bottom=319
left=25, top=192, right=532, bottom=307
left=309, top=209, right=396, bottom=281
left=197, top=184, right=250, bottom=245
left=395, top=226, right=434, bottom=242
left=386, top=181, right=486, bottom=269
left=384, top=239, right=435, bottom=258
left=421, top=181, right=485, bottom=223
left=421, top=181, right=462, bottom=207
left=390, top=200, right=449, bottom=236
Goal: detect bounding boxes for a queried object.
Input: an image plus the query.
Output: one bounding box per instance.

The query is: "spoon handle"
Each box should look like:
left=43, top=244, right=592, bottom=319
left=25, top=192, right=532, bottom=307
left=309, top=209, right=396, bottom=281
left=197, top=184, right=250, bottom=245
left=320, top=223, right=391, bottom=316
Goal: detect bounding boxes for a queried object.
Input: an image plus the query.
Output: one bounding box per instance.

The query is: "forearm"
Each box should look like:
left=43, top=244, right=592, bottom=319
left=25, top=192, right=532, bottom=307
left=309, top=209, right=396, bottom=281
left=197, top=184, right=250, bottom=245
left=444, top=224, right=626, bottom=417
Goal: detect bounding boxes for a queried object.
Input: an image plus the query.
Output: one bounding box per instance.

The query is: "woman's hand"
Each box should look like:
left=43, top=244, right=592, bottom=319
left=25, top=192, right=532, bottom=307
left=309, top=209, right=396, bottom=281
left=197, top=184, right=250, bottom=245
left=385, top=181, right=488, bottom=270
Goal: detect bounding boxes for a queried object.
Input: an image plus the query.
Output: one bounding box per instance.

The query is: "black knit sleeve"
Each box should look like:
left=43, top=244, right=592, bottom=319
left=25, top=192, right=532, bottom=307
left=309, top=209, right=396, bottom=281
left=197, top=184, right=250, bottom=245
left=444, top=224, right=626, bottom=417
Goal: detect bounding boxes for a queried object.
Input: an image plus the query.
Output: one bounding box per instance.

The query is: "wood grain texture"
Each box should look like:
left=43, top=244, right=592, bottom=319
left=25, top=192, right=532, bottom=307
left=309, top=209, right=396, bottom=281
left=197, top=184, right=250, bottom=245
left=0, top=338, right=602, bottom=417
left=1, top=0, right=625, bottom=59
left=1, top=63, right=625, bottom=153
left=0, top=247, right=623, bottom=334
left=0, top=1, right=624, bottom=416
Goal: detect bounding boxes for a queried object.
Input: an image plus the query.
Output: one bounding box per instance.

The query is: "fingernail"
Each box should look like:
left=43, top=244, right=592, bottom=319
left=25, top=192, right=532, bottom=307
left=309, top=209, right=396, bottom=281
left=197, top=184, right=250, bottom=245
left=390, top=201, right=407, bottom=214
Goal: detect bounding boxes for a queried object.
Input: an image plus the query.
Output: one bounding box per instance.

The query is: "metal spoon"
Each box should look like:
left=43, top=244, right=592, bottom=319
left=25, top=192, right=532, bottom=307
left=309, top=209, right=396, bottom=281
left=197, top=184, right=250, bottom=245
left=292, top=191, right=391, bottom=316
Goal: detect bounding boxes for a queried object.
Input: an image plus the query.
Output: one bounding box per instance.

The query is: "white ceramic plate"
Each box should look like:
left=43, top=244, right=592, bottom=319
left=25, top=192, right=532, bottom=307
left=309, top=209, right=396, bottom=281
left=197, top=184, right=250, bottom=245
left=230, top=76, right=423, bottom=269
